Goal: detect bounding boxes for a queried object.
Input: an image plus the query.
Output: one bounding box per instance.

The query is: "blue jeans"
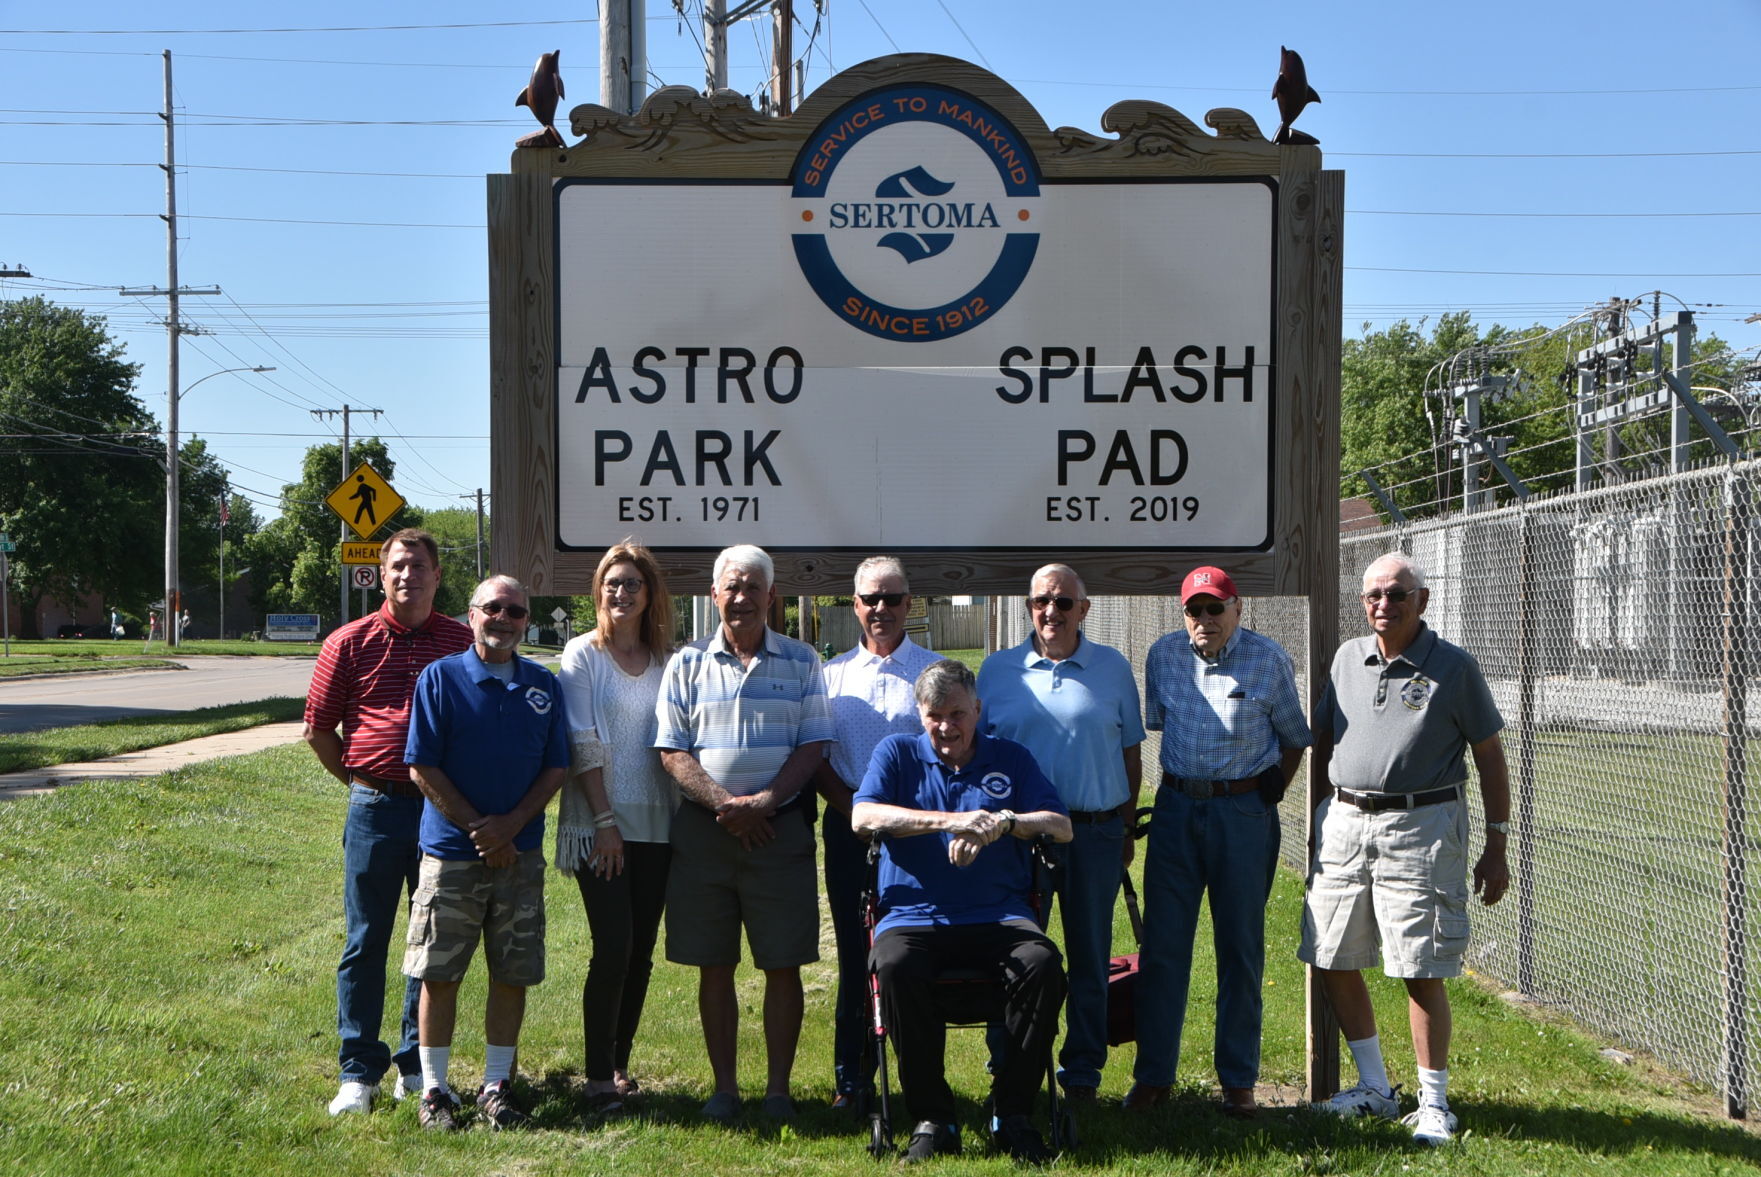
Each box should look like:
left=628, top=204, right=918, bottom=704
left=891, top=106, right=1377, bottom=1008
left=1133, top=785, right=1280, bottom=1089
left=337, top=784, right=424, bottom=1084
left=1050, top=815, right=1126, bottom=1090
left=824, top=806, right=875, bottom=1095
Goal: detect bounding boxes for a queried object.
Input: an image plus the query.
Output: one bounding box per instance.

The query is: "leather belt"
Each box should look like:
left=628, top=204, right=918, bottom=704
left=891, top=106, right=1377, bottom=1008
left=1163, top=771, right=1260, bottom=799
left=1332, top=784, right=1461, bottom=813
left=1068, top=808, right=1124, bottom=824
left=351, top=771, right=423, bottom=799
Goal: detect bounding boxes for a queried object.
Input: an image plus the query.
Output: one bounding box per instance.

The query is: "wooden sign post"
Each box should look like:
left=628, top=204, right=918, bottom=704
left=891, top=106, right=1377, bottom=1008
left=489, top=52, right=1342, bottom=1094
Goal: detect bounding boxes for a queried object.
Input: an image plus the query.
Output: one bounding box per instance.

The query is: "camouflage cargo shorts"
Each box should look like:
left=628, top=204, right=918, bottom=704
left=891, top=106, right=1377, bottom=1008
left=402, top=850, right=547, bottom=985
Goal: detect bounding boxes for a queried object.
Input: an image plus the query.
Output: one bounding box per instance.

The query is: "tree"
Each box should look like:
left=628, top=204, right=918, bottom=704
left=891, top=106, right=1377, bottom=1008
left=0, top=297, right=160, bottom=636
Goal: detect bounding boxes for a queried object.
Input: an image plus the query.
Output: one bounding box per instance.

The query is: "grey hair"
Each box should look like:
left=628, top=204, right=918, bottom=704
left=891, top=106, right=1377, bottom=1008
left=713, top=544, right=774, bottom=590
left=1031, top=562, right=1087, bottom=599
left=471, top=573, right=528, bottom=606
left=1364, top=551, right=1426, bottom=591
left=914, top=659, right=977, bottom=709
left=853, top=555, right=909, bottom=593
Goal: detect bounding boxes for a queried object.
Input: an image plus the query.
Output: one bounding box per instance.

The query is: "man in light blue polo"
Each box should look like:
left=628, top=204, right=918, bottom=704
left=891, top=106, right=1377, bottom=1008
left=976, top=563, right=1144, bottom=1105
left=656, top=543, right=835, bottom=1122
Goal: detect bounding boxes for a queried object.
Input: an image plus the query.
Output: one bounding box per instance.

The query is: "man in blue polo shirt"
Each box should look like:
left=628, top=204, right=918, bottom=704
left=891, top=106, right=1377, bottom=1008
left=855, top=658, right=1072, bottom=1165
left=402, top=574, right=570, bottom=1132
left=976, top=563, right=1144, bottom=1105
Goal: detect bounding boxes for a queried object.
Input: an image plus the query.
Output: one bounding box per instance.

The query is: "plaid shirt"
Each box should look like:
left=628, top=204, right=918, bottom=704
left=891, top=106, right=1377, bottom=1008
left=1144, top=626, right=1311, bottom=781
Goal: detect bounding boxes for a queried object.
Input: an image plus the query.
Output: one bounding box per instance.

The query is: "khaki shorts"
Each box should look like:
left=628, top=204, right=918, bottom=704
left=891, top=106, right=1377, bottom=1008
left=665, top=800, right=820, bottom=969
left=1298, top=795, right=1471, bottom=979
left=402, top=850, right=547, bottom=986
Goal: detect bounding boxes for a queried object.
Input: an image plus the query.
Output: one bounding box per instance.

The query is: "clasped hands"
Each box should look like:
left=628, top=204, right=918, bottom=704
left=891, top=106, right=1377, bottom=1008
left=468, top=812, right=521, bottom=868
left=715, top=791, right=778, bottom=850
left=946, top=808, right=1011, bottom=867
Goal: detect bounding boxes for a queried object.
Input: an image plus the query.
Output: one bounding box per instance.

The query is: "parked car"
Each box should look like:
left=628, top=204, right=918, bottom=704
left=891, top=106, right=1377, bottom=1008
left=55, top=622, right=104, bottom=639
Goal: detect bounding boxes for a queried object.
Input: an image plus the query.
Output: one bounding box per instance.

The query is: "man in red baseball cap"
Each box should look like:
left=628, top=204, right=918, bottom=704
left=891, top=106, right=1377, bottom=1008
left=1124, top=565, right=1310, bottom=1119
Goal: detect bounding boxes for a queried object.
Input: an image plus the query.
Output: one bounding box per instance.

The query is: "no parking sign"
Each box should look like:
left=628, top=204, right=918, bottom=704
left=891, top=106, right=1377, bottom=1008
left=350, top=565, right=378, bottom=590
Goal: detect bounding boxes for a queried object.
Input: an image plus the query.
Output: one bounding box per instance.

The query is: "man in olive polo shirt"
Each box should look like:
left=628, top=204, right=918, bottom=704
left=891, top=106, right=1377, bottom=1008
left=1302, top=552, right=1511, bottom=1147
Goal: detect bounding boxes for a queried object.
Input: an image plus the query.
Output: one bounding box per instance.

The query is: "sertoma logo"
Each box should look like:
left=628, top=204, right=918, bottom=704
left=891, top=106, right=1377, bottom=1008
left=792, top=84, right=1040, bottom=342
left=829, top=165, right=1000, bottom=264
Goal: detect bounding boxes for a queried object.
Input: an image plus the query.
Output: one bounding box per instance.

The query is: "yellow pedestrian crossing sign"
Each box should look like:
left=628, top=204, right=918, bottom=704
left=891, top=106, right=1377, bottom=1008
left=325, top=462, right=405, bottom=541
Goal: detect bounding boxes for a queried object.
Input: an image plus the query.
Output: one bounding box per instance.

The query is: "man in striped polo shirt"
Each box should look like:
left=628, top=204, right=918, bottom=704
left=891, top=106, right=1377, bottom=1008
left=305, top=528, right=472, bottom=1116
left=656, top=543, right=835, bottom=1122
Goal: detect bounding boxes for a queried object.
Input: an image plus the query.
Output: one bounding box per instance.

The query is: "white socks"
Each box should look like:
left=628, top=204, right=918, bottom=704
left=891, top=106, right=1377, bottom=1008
left=1346, top=1035, right=1392, bottom=1096
left=419, top=1045, right=451, bottom=1094
left=483, top=1044, right=516, bottom=1087
left=1417, top=1065, right=1449, bottom=1109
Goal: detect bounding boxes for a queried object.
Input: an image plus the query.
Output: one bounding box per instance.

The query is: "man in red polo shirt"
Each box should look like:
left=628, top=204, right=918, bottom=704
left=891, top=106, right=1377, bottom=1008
left=305, top=528, right=472, bottom=1115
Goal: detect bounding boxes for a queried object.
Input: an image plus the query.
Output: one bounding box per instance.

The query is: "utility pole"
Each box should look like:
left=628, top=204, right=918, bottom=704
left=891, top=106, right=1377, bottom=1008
left=119, top=51, right=218, bottom=648
left=600, top=0, right=648, bottom=114
left=310, top=405, right=382, bottom=627
left=218, top=476, right=228, bottom=640
left=704, top=0, right=728, bottom=92
left=771, top=0, right=793, bottom=115
left=458, top=488, right=487, bottom=579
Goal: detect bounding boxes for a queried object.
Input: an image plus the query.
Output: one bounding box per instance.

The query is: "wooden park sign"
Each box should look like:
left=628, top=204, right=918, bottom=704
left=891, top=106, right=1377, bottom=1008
left=488, top=53, right=1341, bottom=597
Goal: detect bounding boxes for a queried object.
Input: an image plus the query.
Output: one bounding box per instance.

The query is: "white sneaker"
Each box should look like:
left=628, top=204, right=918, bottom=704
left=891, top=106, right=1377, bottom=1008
left=327, top=1080, right=378, bottom=1116
left=1316, top=1080, right=1400, bottom=1119
left=391, top=1073, right=423, bottom=1101
left=1402, top=1103, right=1458, bottom=1146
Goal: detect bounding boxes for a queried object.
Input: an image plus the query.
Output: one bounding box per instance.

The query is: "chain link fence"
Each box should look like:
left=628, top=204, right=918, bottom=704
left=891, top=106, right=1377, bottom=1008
left=988, top=459, right=1761, bottom=1113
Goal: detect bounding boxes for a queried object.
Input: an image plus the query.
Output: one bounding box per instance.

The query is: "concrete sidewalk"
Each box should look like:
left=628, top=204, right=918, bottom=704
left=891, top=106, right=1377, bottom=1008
left=0, top=721, right=307, bottom=800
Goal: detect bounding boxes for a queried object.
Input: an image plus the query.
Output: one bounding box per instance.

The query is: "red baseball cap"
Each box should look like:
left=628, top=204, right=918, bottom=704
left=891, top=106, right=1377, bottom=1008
left=1180, top=566, right=1238, bottom=603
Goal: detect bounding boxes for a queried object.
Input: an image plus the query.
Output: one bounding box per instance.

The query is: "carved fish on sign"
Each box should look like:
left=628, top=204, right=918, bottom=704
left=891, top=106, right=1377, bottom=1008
left=515, top=49, right=566, bottom=148
left=1271, top=46, right=1321, bottom=146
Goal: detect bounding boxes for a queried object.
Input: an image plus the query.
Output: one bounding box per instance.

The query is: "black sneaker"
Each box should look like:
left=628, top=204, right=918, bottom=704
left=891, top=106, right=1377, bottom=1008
left=904, top=1120, right=961, bottom=1163
left=418, top=1087, right=460, bottom=1132
left=475, top=1080, right=531, bottom=1130
left=991, top=1113, right=1052, bottom=1165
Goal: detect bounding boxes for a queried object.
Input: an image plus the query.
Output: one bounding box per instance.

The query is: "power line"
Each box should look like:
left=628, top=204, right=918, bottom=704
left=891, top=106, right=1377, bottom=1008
left=0, top=18, right=597, bottom=35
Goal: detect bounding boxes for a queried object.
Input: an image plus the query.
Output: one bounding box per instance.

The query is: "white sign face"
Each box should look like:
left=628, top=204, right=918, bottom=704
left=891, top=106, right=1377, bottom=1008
left=555, top=83, right=1273, bottom=553
left=350, top=565, right=378, bottom=590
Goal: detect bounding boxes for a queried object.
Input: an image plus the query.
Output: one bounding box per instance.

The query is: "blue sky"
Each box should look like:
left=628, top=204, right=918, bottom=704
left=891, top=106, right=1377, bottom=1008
left=4, top=1, right=1756, bottom=522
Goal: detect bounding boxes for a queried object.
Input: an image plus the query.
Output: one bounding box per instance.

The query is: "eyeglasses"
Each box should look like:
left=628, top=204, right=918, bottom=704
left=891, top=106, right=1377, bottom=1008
left=1184, top=601, right=1228, bottom=618
left=473, top=600, right=529, bottom=619
left=1361, top=588, right=1415, bottom=604
left=604, top=577, right=645, bottom=595
left=858, top=592, right=905, bottom=607
left=1028, top=595, right=1078, bottom=612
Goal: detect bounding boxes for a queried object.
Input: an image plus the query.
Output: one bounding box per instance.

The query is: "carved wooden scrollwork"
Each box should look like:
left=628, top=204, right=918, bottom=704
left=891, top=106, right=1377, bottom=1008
left=566, top=85, right=780, bottom=156
left=1053, top=100, right=1274, bottom=164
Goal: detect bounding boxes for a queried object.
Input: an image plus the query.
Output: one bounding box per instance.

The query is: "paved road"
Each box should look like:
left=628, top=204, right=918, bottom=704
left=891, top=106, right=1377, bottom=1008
left=0, top=657, right=315, bottom=735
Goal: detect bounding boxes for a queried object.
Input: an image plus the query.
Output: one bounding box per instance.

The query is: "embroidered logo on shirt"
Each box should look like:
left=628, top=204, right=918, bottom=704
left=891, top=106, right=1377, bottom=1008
left=979, top=772, right=1014, bottom=800
left=526, top=686, right=553, bottom=715
left=1400, top=676, right=1433, bottom=711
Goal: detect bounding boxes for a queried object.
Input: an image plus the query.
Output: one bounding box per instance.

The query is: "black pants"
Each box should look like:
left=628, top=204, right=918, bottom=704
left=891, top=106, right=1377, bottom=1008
left=824, top=805, right=874, bottom=1095
left=871, top=921, right=1065, bottom=1124
left=574, top=840, right=671, bottom=1080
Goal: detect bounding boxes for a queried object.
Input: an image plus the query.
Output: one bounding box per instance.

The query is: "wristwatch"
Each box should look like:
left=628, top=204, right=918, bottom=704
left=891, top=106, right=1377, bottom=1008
left=998, top=809, right=1018, bottom=835
left=1485, top=820, right=1510, bottom=835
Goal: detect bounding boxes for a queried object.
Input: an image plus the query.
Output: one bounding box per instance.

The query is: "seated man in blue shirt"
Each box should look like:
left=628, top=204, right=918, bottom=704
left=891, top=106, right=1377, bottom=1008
left=853, top=659, right=1073, bottom=1165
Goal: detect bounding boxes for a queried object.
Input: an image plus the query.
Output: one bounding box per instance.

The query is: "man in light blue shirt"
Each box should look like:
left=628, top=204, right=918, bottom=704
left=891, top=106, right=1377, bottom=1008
left=976, top=563, right=1144, bottom=1104
left=655, top=544, right=834, bottom=1122
left=812, top=556, right=941, bottom=1111
left=1124, top=565, right=1310, bottom=1119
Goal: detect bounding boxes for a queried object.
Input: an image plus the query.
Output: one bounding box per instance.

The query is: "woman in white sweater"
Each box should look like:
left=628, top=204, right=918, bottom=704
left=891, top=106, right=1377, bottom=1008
left=556, top=539, right=677, bottom=1110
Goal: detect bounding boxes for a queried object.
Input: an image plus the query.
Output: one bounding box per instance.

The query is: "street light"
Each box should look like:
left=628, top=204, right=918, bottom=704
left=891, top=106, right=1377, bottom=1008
left=164, top=365, right=274, bottom=647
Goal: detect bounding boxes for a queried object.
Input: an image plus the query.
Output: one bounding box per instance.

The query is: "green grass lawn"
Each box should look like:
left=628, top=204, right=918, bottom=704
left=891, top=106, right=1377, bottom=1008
left=3, top=639, right=325, bottom=658
left=0, top=697, right=307, bottom=774
left=0, top=656, right=177, bottom=679
left=2, top=746, right=1756, bottom=1176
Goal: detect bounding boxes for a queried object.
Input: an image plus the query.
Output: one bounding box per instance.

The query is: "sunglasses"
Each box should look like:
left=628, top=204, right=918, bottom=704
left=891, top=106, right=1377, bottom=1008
left=1184, top=601, right=1228, bottom=618
left=858, top=592, right=905, bottom=607
left=1028, top=595, right=1078, bottom=612
left=473, top=600, right=529, bottom=620
left=1360, top=588, right=1415, bottom=604
left=604, top=577, right=645, bottom=595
